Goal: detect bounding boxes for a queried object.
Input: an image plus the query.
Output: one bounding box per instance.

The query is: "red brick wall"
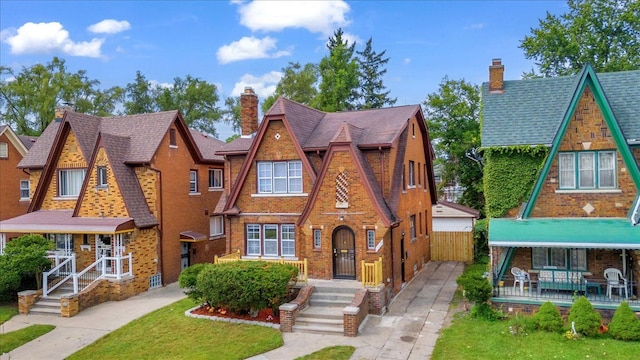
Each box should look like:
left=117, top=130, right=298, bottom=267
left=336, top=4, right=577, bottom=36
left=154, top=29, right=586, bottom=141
left=0, top=132, right=30, bottom=222
left=530, top=86, right=637, bottom=218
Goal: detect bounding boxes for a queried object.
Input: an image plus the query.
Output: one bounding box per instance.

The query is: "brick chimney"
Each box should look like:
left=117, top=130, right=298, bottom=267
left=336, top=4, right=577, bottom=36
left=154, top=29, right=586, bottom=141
left=240, top=87, right=258, bottom=137
left=489, top=58, right=504, bottom=94
left=54, top=105, right=73, bottom=122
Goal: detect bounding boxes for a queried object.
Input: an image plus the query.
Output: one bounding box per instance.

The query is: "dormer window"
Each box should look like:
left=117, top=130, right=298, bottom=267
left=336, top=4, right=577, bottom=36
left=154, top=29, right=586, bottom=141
left=558, top=151, right=616, bottom=189
left=97, top=166, right=108, bottom=187
left=257, top=161, right=302, bottom=193
left=169, top=129, right=177, bottom=147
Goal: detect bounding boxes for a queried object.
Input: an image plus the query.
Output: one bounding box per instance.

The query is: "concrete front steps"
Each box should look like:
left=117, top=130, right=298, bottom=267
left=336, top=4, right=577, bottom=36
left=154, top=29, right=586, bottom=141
left=30, top=296, right=62, bottom=316
left=292, top=283, right=359, bottom=335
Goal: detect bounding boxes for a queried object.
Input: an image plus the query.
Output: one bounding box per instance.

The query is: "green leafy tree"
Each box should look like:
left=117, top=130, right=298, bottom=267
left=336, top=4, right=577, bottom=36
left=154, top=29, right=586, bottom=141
left=520, top=0, right=640, bottom=77
left=154, top=75, right=223, bottom=136
left=0, top=57, right=116, bottom=135
left=223, top=96, right=242, bottom=135
left=261, top=62, right=319, bottom=113
left=567, top=296, right=601, bottom=337
left=0, top=256, right=22, bottom=300
left=315, top=28, right=360, bottom=112
left=123, top=71, right=156, bottom=114
left=423, top=77, right=483, bottom=212
left=356, top=37, right=396, bottom=109
left=3, top=234, right=53, bottom=290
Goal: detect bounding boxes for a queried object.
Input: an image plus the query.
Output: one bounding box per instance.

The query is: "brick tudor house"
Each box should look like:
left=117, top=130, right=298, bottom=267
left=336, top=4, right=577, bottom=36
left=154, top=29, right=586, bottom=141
left=482, top=59, right=640, bottom=314
left=0, top=109, right=226, bottom=316
left=215, top=88, right=437, bottom=300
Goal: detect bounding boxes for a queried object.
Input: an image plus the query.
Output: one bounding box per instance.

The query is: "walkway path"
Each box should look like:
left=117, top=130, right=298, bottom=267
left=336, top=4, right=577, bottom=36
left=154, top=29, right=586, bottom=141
left=1, top=261, right=463, bottom=360
left=249, top=261, right=464, bottom=360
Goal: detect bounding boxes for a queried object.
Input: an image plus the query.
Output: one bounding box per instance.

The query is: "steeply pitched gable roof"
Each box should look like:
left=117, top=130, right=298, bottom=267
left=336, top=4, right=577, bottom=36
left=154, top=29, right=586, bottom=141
left=0, top=125, right=32, bottom=156
left=520, top=65, right=640, bottom=218
left=482, top=68, right=640, bottom=148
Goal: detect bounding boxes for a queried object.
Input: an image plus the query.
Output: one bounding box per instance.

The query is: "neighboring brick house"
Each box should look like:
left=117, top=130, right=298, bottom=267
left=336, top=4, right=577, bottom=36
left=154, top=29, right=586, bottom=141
left=215, top=88, right=437, bottom=296
left=482, top=59, right=640, bottom=310
left=0, top=109, right=226, bottom=308
left=0, top=125, right=37, bottom=224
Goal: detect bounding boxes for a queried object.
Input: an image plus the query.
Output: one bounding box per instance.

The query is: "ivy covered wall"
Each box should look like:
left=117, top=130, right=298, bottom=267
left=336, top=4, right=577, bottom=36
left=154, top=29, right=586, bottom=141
left=483, top=146, right=548, bottom=218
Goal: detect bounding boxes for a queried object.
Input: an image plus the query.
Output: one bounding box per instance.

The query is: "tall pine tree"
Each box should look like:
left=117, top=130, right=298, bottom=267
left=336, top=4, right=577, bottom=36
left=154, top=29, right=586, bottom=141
left=356, top=38, right=396, bottom=109
left=315, top=28, right=359, bottom=112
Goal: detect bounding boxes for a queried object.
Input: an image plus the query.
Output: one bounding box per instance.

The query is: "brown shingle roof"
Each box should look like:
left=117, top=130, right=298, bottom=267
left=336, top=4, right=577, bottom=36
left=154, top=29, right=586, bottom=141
left=19, top=121, right=60, bottom=168
left=189, top=129, right=225, bottom=161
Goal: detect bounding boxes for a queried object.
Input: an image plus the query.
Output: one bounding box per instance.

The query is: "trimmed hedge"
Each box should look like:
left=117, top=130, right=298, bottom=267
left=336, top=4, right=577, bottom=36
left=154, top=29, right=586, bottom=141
left=568, top=296, right=601, bottom=337
left=533, top=301, right=564, bottom=333
left=608, top=302, right=640, bottom=341
left=197, top=261, right=298, bottom=315
left=178, top=263, right=209, bottom=302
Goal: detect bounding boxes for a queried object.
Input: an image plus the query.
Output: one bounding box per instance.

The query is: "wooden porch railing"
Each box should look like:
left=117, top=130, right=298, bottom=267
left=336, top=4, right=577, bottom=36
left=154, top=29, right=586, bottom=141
left=362, top=256, right=383, bottom=287
left=214, top=251, right=308, bottom=283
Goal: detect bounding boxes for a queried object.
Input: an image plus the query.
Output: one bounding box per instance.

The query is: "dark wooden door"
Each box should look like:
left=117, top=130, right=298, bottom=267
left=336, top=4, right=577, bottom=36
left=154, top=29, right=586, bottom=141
left=333, top=227, right=356, bottom=279
left=400, top=234, right=406, bottom=283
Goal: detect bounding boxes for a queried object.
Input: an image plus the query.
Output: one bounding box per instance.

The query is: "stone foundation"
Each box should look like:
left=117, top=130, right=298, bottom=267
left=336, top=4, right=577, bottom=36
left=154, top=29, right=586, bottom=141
left=17, top=290, right=40, bottom=314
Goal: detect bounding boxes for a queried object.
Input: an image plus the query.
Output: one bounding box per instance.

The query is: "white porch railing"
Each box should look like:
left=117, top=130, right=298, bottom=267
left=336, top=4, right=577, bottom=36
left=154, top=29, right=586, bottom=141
left=43, top=253, right=76, bottom=297
left=42, top=253, right=133, bottom=297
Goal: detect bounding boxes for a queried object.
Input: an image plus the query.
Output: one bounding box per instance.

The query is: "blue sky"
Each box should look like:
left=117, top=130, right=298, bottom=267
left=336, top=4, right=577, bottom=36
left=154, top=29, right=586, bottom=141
left=0, top=1, right=567, bottom=140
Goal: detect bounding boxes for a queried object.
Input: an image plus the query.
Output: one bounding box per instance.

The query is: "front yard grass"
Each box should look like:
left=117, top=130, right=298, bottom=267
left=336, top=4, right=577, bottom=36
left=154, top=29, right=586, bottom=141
left=67, top=298, right=283, bottom=360
left=0, top=324, right=56, bottom=354
left=433, top=313, right=640, bottom=359
left=294, top=345, right=355, bottom=360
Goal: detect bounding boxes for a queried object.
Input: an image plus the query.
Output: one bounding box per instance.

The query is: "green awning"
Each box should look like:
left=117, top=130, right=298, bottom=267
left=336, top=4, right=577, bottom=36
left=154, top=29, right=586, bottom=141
left=489, top=218, right=640, bottom=249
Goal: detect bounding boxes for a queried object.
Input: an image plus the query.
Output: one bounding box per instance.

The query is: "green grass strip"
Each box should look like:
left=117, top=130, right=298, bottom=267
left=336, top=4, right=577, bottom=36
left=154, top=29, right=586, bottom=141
left=295, top=345, right=356, bottom=360
left=0, top=303, right=19, bottom=325
left=0, top=324, right=55, bottom=353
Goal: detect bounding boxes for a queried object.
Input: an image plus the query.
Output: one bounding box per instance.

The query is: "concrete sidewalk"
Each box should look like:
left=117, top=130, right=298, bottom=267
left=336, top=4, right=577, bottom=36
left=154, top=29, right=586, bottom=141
left=249, top=261, right=464, bottom=360
left=1, top=261, right=462, bottom=360
left=0, top=282, right=186, bottom=360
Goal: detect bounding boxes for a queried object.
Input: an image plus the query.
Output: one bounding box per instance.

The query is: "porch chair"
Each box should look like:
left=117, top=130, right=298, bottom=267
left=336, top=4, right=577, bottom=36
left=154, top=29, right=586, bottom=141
left=511, top=267, right=531, bottom=295
left=604, top=268, right=628, bottom=299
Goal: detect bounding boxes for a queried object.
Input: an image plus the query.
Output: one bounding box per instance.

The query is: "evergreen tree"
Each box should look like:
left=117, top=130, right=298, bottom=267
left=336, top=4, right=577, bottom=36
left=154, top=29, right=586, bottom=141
left=356, top=37, right=396, bottom=109
left=315, top=28, right=359, bottom=112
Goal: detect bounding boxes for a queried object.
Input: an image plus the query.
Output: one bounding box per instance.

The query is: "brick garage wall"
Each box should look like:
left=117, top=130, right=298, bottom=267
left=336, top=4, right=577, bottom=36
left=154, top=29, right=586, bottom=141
left=530, top=86, right=637, bottom=218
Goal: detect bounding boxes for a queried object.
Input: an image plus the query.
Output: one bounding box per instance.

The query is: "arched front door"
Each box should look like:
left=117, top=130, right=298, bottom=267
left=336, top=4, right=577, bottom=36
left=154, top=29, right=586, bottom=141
left=332, top=226, right=356, bottom=279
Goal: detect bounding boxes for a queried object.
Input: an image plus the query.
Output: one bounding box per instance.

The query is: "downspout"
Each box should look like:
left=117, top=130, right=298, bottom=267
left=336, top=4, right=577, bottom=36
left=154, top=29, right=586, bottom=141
left=379, top=147, right=385, bottom=192
left=147, top=165, right=164, bottom=285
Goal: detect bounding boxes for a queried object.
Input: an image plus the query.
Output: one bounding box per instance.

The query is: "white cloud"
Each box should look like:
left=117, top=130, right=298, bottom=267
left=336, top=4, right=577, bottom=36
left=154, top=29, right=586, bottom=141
left=465, top=23, right=485, bottom=30
left=404, top=58, right=411, bottom=64
left=88, top=19, right=131, bottom=34
left=217, top=36, right=290, bottom=64
left=2, top=22, right=103, bottom=58
left=231, top=71, right=283, bottom=98
left=237, top=0, right=350, bottom=35
left=150, top=80, right=173, bottom=89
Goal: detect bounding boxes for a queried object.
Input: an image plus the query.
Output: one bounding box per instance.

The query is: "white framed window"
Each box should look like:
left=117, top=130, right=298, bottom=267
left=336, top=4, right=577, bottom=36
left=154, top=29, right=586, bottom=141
left=169, top=128, right=177, bottom=147
left=247, top=224, right=261, bottom=256
left=257, top=161, right=303, bottom=193
left=208, top=169, right=223, bottom=189
left=558, top=153, right=575, bottom=188
left=408, top=161, right=415, bottom=187
left=366, top=230, right=376, bottom=250
left=20, top=180, right=30, bottom=199
left=0, top=142, right=7, bottom=158
left=210, top=216, right=224, bottom=237
left=558, top=151, right=617, bottom=190
left=281, top=224, right=295, bottom=256
left=245, top=224, right=296, bottom=257
left=97, top=166, right=108, bottom=187
left=59, top=169, right=85, bottom=197
left=598, top=151, right=616, bottom=188
left=313, top=229, right=321, bottom=249
left=189, top=170, right=198, bottom=193
left=578, top=152, right=595, bottom=188
left=263, top=224, right=278, bottom=256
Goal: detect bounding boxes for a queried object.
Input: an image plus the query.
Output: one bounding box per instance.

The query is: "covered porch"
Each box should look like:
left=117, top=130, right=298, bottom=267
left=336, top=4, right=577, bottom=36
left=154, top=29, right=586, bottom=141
left=0, top=210, right=136, bottom=297
left=489, top=218, right=640, bottom=311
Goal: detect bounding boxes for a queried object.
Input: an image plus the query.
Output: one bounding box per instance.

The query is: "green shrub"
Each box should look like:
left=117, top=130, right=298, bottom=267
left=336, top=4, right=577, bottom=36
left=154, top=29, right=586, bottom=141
left=473, top=219, right=488, bottom=262
left=608, top=302, right=640, bottom=341
left=457, top=272, right=492, bottom=304
left=178, top=263, right=209, bottom=302
left=197, top=261, right=298, bottom=316
left=533, top=301, right=564, bottom=333
left=509, top=313, right=536, bottom=336
left=567, top=296, right=601, bottom=337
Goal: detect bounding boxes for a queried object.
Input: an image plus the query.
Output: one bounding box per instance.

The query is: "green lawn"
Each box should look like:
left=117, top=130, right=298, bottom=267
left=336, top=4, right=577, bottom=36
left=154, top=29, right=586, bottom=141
left=433, top=313, right=640, bottom=360
left=295, top=346, right=355, bottom=360
left=0, top=302, right=18, bottom=324
left=67, top=298, right=284, bottom=360
left=0, top=324, right=56, bottom=354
